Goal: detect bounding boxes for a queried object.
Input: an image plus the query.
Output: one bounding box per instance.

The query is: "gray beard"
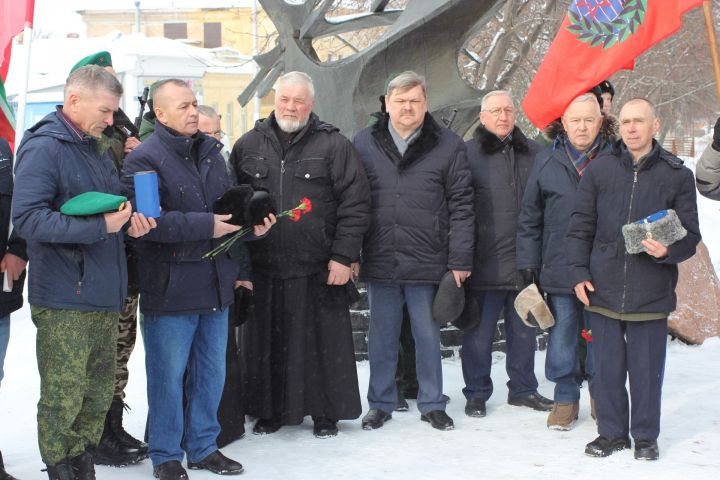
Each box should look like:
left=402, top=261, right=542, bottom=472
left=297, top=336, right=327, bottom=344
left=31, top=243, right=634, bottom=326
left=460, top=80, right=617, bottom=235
left=276, top=116, right=308, bottom=133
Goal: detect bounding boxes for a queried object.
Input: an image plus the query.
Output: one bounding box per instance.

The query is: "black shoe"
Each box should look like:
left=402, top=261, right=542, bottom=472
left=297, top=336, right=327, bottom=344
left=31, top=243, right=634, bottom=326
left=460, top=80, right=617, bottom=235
left=70, top=452, right=95, bottom=480
left=108, top=399, right=148, bottom=455
left=584, top=435, right=631, bottom=457
left=252, top=417, right=282, bottom=435
left=420, top=410, right=454, bottom=430
left=395, top=390, right=409, bottom=412
left=361, top=409, right=392, bottom=430
left=507, top=392, right=553, bottom=412
left=313, top=417, right=338, bottom=439
left=188, top=450, right=243, bottom=475
left=634, top=439, right=659, bottom=461
left=44, top=459, right=75, bottom=480
left=90, top=428, right=146, bottom=466
left=0, top=450, right=18, bottom=480
left=153, top=460, right=189, bottom=480
left=464, top=397, right=486, bottom=418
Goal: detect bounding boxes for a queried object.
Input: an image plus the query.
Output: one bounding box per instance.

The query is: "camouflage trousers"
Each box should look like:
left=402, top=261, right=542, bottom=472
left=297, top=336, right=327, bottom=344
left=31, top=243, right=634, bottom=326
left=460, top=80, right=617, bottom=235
left=114, top=294, right=139, bottom=399
left=33, top=306, right=118, bottom=465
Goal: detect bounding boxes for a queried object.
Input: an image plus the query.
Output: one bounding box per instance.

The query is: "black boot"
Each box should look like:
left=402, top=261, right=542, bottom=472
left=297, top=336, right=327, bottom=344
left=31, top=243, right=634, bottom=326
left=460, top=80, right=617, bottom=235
left=70, top=452, right=95, bottom=480
left=0, top=450, right=19, bottom=480
left=44, top=459, right=75, bottom=480
left=90, top=410, right=146, bottom=467
left=108, top=399, right=148, bottom=455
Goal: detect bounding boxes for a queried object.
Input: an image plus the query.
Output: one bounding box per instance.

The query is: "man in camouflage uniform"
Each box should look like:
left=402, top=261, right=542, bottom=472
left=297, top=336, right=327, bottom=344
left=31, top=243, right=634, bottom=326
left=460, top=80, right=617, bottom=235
left=67, top=52, right=148, bottom=467
left=13, top=65, right=155, bottom=480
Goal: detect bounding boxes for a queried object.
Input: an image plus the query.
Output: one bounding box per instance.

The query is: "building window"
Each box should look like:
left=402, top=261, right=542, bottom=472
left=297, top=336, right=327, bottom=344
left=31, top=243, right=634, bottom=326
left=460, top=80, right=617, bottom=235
left=204, top=22, right=222, bottom=48
left=164, top=23, right=187, bottom=40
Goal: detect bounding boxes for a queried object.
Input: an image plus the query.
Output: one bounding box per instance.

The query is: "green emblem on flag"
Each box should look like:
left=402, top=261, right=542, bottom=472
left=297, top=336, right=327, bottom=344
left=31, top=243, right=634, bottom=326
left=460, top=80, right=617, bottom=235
left=566, top=0, right=647, bottom=49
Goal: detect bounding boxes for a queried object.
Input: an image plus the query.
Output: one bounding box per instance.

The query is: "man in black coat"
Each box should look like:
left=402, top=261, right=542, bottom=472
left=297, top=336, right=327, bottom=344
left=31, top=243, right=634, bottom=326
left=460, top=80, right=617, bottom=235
left=461, top=91, right=549, bottom=419
left=567, top=98, right=700, bottom=460
left=353, top=71, right=474, bottom=431
left=0, top=136, right=26, bottom=480
left=230, top=71, right=370, bottom=439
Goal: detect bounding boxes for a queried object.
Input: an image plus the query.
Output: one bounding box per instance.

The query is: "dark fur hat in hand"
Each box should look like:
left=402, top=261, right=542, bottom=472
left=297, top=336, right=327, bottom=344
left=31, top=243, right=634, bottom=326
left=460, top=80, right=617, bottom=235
left=214, top=185, right=277, bottom=227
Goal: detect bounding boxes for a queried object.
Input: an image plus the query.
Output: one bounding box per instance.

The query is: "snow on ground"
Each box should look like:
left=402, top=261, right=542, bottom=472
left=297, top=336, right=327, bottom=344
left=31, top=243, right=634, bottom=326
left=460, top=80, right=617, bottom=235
left=2, top=308, right=720, bottom=480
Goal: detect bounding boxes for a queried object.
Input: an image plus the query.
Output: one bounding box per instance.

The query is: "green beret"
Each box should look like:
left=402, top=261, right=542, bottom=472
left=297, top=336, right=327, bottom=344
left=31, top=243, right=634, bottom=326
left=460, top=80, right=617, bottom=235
left=70, top=51, right=113, bottom=74
left=60, top=191, right=127, bottom=216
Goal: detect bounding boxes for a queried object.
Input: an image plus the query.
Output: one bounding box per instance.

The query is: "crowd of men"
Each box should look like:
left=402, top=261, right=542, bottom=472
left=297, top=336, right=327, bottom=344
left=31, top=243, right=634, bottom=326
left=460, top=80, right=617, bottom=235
left=0, top=49, right=712, bottom=480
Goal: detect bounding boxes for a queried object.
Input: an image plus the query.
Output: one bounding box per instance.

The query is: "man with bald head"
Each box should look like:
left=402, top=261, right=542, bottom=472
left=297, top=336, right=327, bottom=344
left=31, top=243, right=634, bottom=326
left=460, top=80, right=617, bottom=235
left=123, top=79, right=275, bottom=479
left=566, top=98, right=700, bottom=460
left=13, top=65, right=155, bottom=479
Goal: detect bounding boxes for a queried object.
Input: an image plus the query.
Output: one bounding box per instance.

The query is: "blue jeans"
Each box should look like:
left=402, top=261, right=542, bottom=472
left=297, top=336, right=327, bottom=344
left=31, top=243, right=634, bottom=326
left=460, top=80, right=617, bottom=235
left=367, top=282, right=445, bottom=414
left=461, top=290, right=539, bottom=401
left=0, top=314, right=9, bottom=386
left=144, top=309, right=228, bottom=466
left=546, top=294, right=593, bottom=403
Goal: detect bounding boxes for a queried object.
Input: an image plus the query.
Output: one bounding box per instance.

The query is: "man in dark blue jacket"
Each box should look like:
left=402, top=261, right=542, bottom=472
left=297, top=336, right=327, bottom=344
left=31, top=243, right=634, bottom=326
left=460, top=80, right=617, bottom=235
left=0, top=136, right=26, bottom=480
left=122, top=79, right=273, bottom=480
left=517, top=93, right=616, bottom=431
left=462, top=90, right=549, bottom=419
left=12, top=65, right=155, bottom=480
left=567, top=98, right=700, bottom=461
left=354, top=71, right=474, bottom=431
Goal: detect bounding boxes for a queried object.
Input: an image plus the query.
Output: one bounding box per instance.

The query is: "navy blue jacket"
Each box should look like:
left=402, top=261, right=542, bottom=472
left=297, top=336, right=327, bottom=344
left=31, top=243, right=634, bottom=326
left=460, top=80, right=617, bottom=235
left=122, top=122, right=245, bottom=315
left=0, top=139, right=26, bottom=317
left=467, top=125, right=541, bottom=291
left=517, top=131, right=614, bottom=294
left=566, top=141, right=700, bottom=314
left=12, top=111, right=127, bottom=312
left=354, top=113, right=474, bottom=283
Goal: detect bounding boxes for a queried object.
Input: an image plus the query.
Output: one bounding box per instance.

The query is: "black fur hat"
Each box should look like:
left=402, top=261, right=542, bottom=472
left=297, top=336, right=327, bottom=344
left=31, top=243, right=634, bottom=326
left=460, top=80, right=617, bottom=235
left=597, top=79, right=615, bottom=98
left=214, top=185, right=277, bottom=227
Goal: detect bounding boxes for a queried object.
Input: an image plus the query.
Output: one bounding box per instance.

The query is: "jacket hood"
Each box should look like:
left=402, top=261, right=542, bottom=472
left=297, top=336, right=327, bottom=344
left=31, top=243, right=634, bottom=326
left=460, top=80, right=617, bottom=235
left=370, top=111, right=442, bottom=171
left=18, top=110, right=86, bottom=151
left=611, top=138, right=684, bottom=170
left=472, top=124, right=530, bottom=155
left=255, top=112, right=339, bottom=138
left=543, top=113, right=618, bottom=143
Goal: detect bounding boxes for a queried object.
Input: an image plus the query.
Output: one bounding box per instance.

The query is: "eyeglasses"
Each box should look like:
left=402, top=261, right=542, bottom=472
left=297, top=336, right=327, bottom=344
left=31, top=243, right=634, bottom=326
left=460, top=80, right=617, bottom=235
left=485, top=107, right=515, bottom=117
left=210, top=130, right=226, bottom=140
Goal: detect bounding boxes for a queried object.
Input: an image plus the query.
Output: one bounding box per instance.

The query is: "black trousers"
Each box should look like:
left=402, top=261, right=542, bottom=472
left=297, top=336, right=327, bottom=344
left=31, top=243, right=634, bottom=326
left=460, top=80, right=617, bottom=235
left=588, top=312, right=667, bottom=441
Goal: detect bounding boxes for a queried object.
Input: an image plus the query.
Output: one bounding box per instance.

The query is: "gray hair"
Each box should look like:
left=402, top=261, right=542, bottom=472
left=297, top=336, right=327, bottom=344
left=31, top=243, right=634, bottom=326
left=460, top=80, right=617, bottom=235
left=563, top=93, right=601, bottom=117
left=480, top=90, right=513, bottom=111
left=276, top=71, right=315, bottom=101
left=64, top=65, right=123, bottom=99
left=151, top=78, right=190, bottom=105
left=386, top=71, right=426, bottom=97
left=197, top=105, right=219, bottom=118
left=622, top=97, right=657, bottom=118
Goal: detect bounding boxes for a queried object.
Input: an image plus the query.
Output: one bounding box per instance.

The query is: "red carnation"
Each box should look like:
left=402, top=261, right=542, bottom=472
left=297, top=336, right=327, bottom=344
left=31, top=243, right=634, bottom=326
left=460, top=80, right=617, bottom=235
left=581, top=328, right=592, bottom=342
left=300, top=197, right=313, bottom=214
left=289, top=209, right=302, bottom=222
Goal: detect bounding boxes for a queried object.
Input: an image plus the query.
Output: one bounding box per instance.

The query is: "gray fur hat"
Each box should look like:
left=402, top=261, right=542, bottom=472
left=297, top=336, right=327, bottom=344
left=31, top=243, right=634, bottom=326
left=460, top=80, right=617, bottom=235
left=621, top=209, right=687, bottom=254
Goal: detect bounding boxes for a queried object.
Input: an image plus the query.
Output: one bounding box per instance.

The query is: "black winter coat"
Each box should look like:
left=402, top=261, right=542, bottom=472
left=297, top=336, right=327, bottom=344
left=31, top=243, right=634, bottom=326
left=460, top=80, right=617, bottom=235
left=0, top=139, right=26, bottom=318
left=467, top=125, right=541, bottom=291
left=122, top=122, right=244, bottom=315
left=353, top=113, right=474, bottom=283
left=230, top=113, right=370, bottom=278
left=566, top=141, right=700, bottom=314
left=516, top=118, right=616, bottom=294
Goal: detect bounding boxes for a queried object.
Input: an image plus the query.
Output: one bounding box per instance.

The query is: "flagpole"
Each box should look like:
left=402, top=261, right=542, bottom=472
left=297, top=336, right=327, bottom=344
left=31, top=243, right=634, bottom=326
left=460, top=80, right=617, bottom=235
left=13, top=19, right=34, bottom=155
left=703, top=0, right=720, bottom=104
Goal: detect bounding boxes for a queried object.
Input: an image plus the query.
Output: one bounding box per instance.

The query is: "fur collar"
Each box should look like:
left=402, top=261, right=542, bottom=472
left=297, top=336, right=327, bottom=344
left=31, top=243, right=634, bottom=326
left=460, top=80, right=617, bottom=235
left=371, top=112, right=442, bottom=171
left=543, top=113, right=619, bottom=143
left=472, top=125, right=530, bottom=155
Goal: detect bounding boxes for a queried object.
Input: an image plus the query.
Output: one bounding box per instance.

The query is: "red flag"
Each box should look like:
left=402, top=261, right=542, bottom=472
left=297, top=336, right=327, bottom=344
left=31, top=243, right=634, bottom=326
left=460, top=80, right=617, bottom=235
left=522, top=0, right=704, bottom=129
left=0, top=0, right=35, bottom=148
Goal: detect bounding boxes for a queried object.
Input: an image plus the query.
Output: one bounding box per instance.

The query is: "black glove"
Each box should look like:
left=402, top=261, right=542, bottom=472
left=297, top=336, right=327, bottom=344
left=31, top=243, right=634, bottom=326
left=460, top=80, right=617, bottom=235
left=519, top=268, right=539, bottom=287
left=713, top=117, right=720, bottom=152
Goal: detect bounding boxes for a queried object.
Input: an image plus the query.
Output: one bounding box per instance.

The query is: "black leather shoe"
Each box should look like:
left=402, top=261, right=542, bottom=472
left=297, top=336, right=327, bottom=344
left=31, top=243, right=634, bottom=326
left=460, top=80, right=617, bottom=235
left=584, top=435, right=631, bottom=457
left=634, top=439, right=659, bottom=460
left=361, top=409, right=392, bottom=430
left=313, top=417, right=338, bottom=438
left=153, top=460, right=189, bottom=480
left=395, top=390, right=409, bottom=412
left=464, top=397, right=486, bottom=418
left=252, top=417, right=282, bottom=435
left=187, top=450, right=243, bottom=475
left=420, top=410, right=454, bottom=430
left=507, top=392, right=553, bottom=412
left=70, top=452, right=95, bottom=480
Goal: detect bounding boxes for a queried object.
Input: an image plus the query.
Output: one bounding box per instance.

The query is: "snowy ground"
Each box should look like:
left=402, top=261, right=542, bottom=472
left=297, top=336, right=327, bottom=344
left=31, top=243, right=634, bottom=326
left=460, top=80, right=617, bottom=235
left=2, top=136, right=720, bottom=479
